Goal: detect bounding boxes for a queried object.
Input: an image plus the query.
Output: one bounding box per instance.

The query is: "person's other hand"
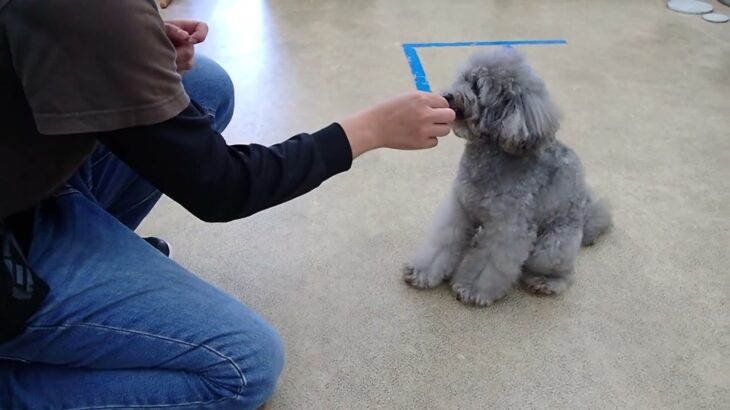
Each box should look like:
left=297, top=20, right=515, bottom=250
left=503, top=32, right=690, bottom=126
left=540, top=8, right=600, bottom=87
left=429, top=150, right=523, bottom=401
left=340, top=92, right=455, bottom=158
left=164, top=20, right=209, bottom=73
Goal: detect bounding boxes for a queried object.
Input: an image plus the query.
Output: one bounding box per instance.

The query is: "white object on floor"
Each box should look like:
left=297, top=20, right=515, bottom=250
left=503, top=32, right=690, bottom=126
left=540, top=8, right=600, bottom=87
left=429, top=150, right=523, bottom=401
left=702, top=13, right=729, bottom=22
left=667, top=0, right=714, bottom=14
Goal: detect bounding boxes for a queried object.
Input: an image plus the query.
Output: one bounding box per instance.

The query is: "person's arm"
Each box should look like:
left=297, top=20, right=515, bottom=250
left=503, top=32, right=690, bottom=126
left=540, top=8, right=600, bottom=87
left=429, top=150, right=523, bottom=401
left=98, top=92, right=455, bottom=222
left=98, top=102, right=350, bottom=222
left=7, top=0, right=455, bottom=223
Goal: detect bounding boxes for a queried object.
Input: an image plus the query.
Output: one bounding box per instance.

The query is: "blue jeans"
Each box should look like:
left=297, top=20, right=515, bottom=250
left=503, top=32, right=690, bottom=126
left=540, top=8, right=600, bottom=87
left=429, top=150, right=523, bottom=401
left=0, top=56, right=284, bottom=409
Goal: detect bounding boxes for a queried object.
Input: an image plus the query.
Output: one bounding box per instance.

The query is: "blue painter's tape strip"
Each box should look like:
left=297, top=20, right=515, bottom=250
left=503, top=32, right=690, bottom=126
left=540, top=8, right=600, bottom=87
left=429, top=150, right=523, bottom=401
left=400, top=39, right=567, bottom=91
left=403, top=39, right=567, bottom=48
left=402, top=44, right=431, bottom=92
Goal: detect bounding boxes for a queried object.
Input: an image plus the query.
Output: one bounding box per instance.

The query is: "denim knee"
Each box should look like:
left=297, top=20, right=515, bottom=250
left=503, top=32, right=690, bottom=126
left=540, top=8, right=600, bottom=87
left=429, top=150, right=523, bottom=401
left=244, top=322, right=285, bottom=406
left=225, top=313, right=285, bottom=406
left=183, top=55, right=235, bottom=133
left=196, top=315, right=284, bottom=409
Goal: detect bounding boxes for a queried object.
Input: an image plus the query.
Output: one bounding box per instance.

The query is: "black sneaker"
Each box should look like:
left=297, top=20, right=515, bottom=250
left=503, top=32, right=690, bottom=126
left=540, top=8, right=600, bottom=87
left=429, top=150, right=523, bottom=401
left=143, top=237, right=172, bottom=258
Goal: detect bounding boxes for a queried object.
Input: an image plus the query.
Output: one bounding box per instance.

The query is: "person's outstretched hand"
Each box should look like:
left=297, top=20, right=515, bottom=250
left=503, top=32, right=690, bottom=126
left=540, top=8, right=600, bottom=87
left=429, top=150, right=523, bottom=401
left=340, top=92, right=456, bottom=158
left=164, top=19, right=209, bottom=73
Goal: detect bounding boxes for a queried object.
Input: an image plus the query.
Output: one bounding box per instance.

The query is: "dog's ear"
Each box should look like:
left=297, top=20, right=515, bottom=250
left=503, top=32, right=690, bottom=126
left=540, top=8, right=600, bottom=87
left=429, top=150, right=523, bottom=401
left=518, top=91, right=561, bottom=141
left=496, top=88, right=560, bottom=154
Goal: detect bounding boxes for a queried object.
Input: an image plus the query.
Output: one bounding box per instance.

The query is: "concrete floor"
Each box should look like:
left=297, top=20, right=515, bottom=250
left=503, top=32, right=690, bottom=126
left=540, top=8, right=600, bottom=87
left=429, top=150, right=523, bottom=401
left=153, top=1, right=729, bottom=408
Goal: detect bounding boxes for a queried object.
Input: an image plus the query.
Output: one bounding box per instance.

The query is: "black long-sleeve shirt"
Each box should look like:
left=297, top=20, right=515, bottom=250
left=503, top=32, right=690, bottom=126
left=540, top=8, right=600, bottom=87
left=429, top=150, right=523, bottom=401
left=99, top=102, right=353, bottom=222
left=6, top=101, right=353, bottom=243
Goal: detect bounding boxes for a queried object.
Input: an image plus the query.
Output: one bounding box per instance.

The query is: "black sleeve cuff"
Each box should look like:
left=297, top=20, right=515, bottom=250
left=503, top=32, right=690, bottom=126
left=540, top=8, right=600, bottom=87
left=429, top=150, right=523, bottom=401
left=311, top=123, right=353, bottom=176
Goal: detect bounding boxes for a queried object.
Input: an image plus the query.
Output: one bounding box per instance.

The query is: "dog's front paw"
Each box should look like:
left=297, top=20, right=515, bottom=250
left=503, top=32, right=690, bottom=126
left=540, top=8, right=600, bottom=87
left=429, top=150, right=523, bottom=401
left=403, top=264, right=444, bottom=289
left=451, top=282, right=509, bottom=307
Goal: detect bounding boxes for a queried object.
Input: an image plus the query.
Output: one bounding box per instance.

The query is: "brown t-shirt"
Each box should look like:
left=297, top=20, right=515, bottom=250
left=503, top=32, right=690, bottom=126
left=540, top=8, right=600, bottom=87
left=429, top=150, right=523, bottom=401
left=0, top=0, right=189, bottom=218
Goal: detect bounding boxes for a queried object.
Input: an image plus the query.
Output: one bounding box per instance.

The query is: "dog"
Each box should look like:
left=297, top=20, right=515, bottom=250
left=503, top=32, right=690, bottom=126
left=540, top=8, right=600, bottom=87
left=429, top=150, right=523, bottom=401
left=404, top=47, right=612, bottom=306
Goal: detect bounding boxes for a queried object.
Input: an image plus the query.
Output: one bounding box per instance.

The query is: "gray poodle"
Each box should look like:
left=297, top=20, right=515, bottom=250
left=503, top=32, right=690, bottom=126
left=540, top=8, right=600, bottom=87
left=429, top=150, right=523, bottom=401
left=404, top=47, right=612, bottom=306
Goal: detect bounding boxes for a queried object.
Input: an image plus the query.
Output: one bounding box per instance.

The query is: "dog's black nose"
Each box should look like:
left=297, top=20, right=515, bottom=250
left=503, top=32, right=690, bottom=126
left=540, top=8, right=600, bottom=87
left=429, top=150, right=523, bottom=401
left=443, top=93, right=455, bottom=107
left=442, top=93, right=463, bottom=119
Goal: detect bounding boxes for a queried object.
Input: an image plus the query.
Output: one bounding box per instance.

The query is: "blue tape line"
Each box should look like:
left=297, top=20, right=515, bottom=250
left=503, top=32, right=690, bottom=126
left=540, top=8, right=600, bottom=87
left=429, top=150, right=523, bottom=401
left=402, top=39, right=567, bottom=48
left=401, top=39, right=567, bottom=92
left=402, top=44, right=431, bottom=92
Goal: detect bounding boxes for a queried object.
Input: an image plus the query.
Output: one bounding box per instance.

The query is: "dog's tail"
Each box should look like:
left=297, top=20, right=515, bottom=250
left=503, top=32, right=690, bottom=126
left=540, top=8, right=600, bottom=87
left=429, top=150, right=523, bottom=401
left=582, top=190, right=612, bottom=246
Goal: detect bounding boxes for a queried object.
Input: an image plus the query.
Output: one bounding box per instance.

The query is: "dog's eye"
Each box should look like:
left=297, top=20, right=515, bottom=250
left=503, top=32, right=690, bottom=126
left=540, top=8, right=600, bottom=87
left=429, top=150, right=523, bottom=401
left=470, top=81, right=481, bottom=98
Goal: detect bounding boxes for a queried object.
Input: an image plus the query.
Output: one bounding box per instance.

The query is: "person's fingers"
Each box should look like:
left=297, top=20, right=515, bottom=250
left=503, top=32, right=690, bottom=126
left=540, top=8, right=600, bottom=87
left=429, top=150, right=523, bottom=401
left=166, top=19, right=196, bottom=34
left=420, top=92, right=450, bottom=108
left=164, top=23, right=190, bottom=44
left=177, top=61, right=194, bottom=73
left=167, top=20, right=208, bottom=43
left=428, top=124, right=452, bottom=137
left=430, top=107, right=456, bottom=124
left=176, top=45, right=194, bottom=64
left=190, top=22, right=209, bottom=43
left=175, top=44, right=195, bottom=73
left=424, top=137, right=439, bottom=148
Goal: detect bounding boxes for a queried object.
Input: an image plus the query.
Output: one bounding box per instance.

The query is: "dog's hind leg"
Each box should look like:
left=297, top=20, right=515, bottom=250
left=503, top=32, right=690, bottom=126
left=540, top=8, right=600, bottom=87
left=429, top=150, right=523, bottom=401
left=521, top=221, right=582, bottom=295
left=404, top=189, right=475, bottom=288
left=581, top=191, right=612, bottom=246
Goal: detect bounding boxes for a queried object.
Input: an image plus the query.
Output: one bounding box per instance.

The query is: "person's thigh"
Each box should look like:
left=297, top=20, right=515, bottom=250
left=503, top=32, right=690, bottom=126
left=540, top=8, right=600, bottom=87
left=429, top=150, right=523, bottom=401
left=72, top=146, right=162, bottom=231
left=0, top=192, right=283, bottom=409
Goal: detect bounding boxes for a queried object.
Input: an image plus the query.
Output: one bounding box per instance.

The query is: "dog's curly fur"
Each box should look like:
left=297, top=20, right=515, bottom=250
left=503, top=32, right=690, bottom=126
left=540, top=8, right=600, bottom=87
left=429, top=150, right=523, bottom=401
left=404, top=48, right=612, bottom=306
